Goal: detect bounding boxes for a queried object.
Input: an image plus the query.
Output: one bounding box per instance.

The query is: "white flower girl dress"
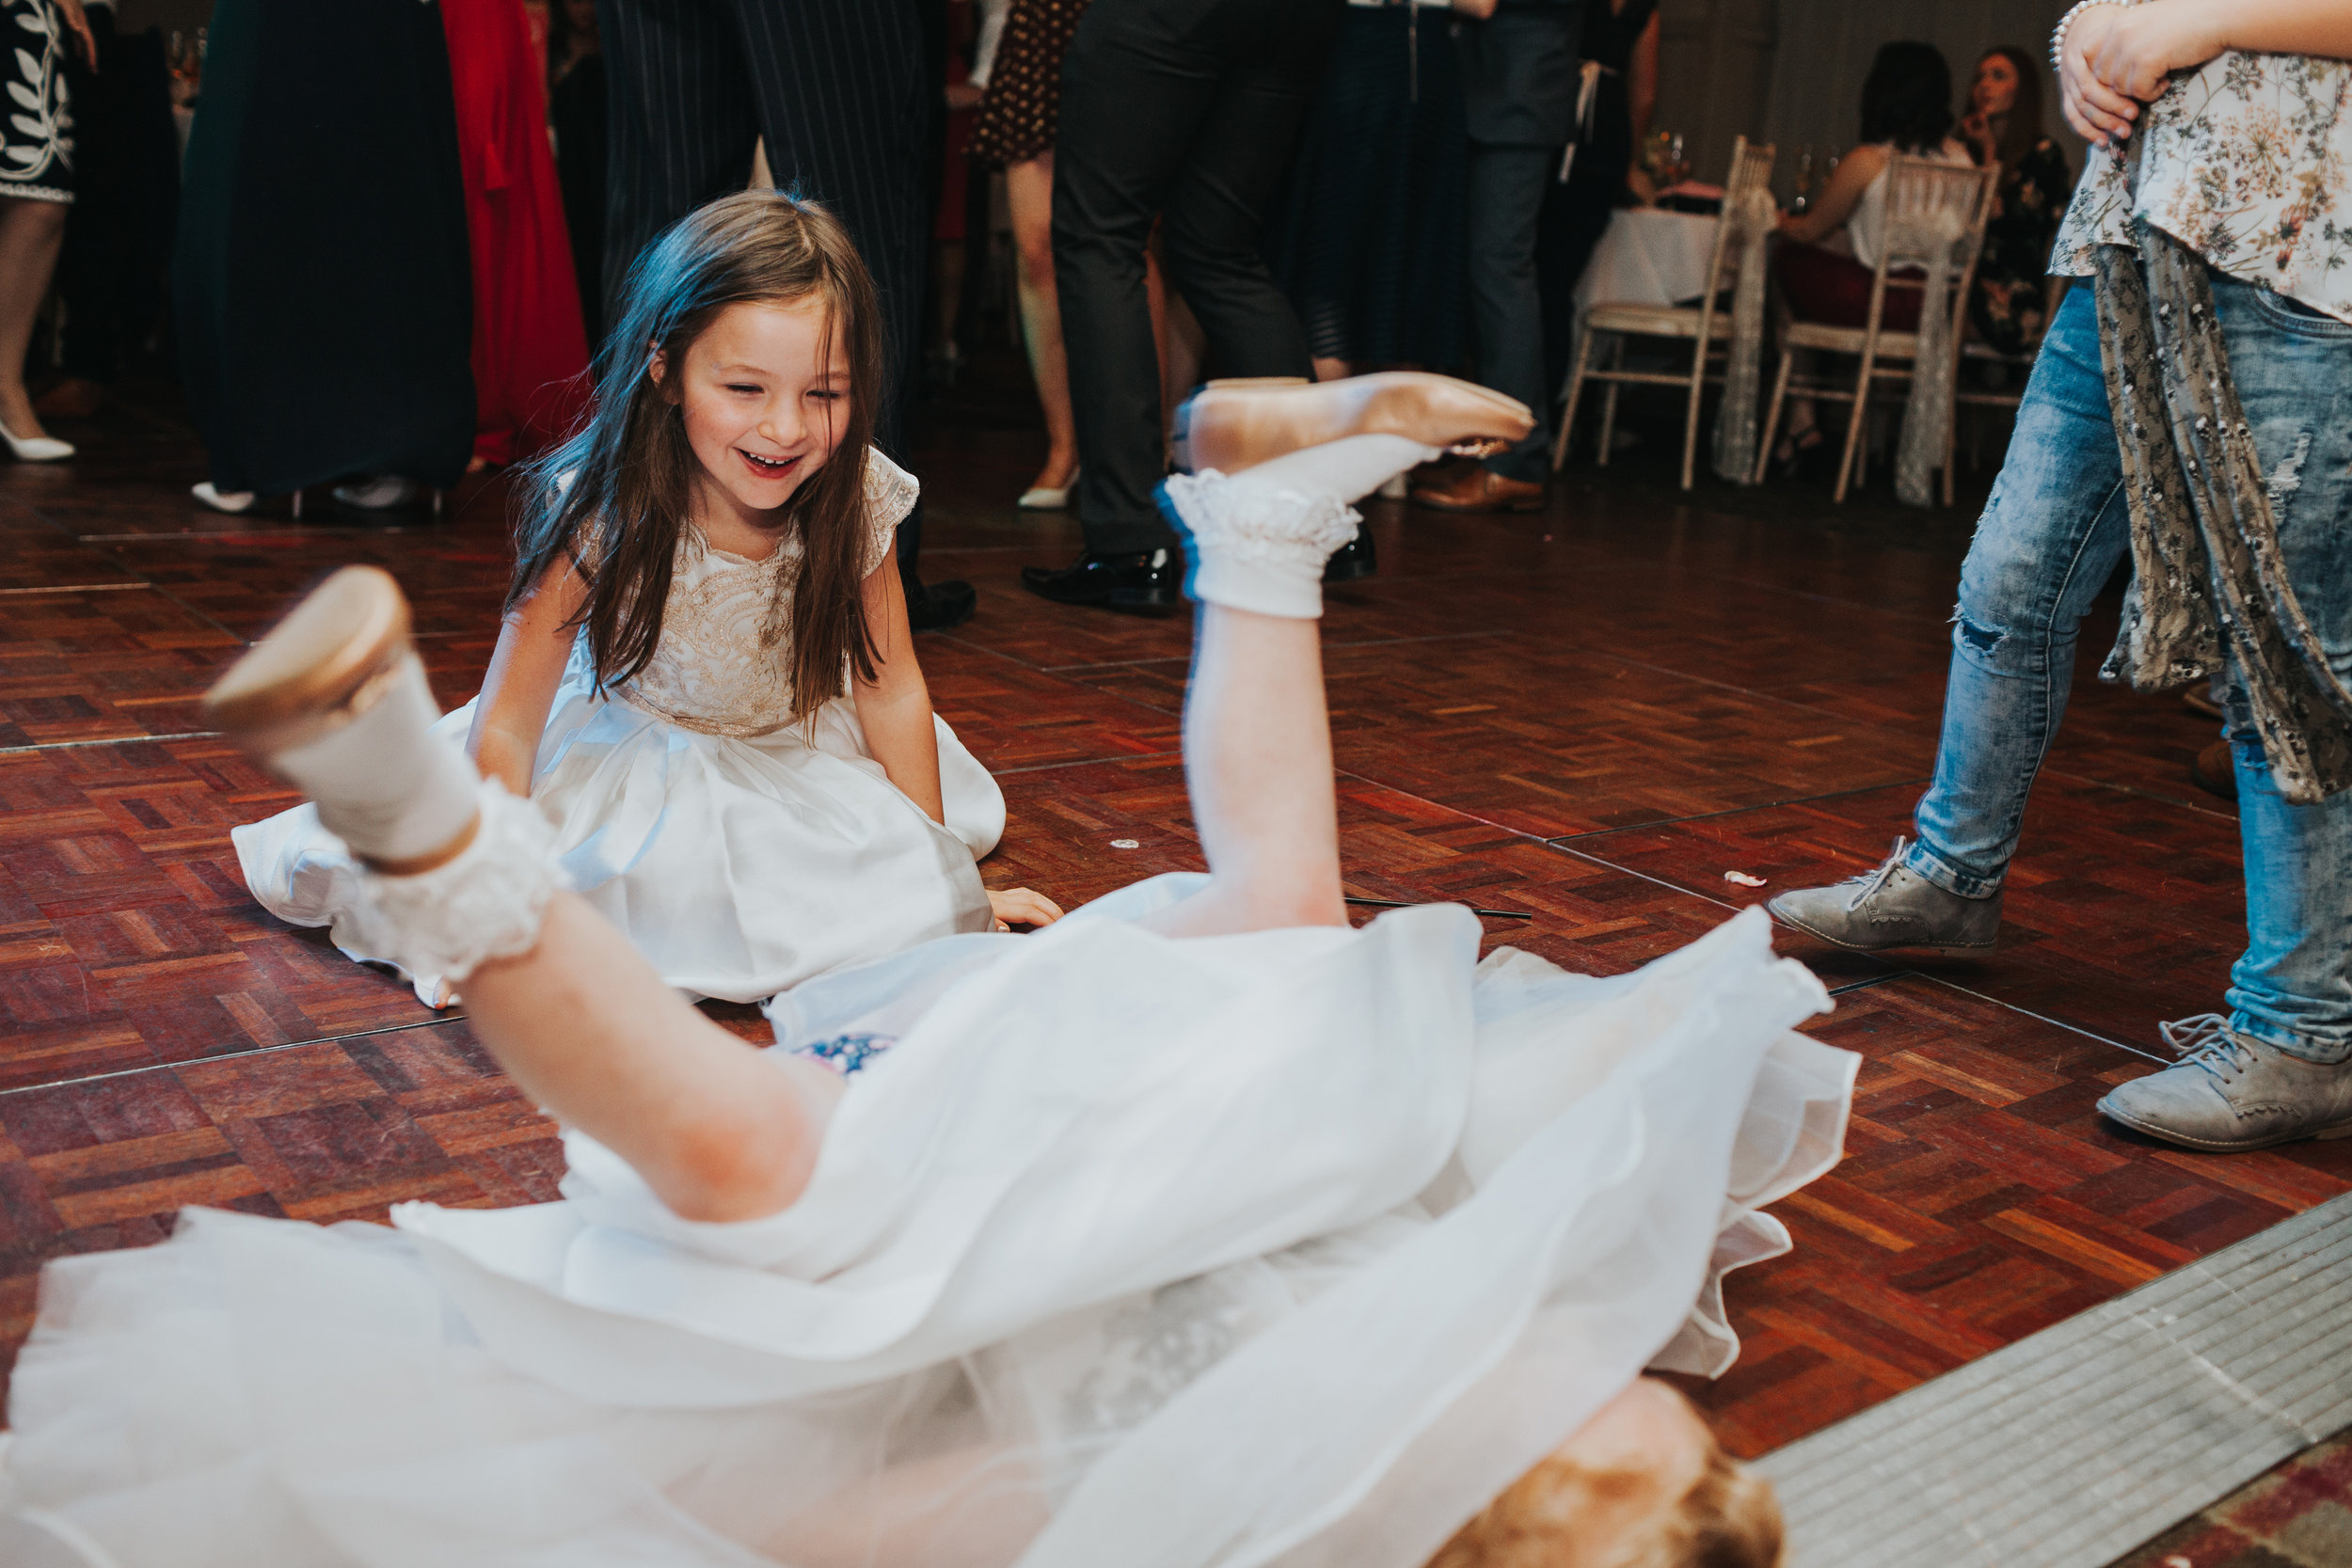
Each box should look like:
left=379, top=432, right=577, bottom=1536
left=230, top=451, right=1005, bottom=1006
left=4, top=882, right=1855, bottom=1568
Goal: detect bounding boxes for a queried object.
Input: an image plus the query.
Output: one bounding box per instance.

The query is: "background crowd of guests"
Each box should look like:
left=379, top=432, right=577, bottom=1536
left=2, top=0, right=2077, bottom=624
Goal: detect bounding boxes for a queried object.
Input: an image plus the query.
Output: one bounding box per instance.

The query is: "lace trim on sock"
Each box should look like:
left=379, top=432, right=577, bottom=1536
left=1163, top=470, right=1362, bottom=572
left=340, top=783, right=566, bottom=984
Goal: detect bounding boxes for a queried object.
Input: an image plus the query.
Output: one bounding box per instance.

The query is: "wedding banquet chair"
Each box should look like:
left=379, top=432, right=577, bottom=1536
left=1551, top=135, right=1777, bottom=490
left=1754, top=155, right=1996, bottom=505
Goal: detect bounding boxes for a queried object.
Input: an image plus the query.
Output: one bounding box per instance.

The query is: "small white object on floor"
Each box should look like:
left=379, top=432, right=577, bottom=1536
left=333, top=476, right=423, bottom=511
left=191, top=482, right=256, bottom=514
left=1724, top=870, right=1768, bottom=887
left=1110, top=838, right=1139, bottom=849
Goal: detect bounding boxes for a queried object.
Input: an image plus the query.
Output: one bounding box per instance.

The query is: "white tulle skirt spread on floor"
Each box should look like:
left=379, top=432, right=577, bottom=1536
left=4, top=887, right=1856, bottom=1568
left=230, top=638, right=1006, bottom=1007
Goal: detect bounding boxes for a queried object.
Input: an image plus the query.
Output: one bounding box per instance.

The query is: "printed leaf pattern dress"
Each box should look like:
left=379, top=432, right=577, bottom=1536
left=2, top=0, right=73, bottom=202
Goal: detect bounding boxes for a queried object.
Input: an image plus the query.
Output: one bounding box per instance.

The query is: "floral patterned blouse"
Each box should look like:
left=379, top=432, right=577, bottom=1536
left=2052, top=51, right=2352, bottom=324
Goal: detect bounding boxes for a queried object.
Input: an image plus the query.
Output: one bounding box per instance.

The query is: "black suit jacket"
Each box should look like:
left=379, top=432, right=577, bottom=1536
left=1454, top=0, right=1585, bottom=148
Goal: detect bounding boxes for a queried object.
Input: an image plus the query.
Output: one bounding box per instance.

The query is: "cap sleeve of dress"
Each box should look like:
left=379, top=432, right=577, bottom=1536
left=860, top=448, right=919, bottom=577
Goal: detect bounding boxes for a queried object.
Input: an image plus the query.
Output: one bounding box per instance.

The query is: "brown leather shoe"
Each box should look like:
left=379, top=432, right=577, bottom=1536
left=33, top=376, right=104, bottom=420
left=1410, top=467, right=1545, bottom=513
left=2191, top=739, right=2238, bottom=802
left=1171, top=372, right=1534, bottom=475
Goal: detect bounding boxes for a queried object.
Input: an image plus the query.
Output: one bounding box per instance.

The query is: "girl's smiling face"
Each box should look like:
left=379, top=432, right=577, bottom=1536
left=655, top=296, right=853, bottom=535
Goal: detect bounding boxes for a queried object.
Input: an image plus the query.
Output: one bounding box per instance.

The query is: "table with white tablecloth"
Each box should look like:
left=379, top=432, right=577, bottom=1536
left=1572, top=206, right=1720, bottom=322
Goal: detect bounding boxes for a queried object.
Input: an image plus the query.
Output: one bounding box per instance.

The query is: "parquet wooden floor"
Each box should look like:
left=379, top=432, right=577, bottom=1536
left=2, top=385, right=2345, bottom=1481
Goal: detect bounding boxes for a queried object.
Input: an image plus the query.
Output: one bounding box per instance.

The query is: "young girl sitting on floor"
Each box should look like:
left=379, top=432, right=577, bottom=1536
left=233, top=193, right=1060, bottom=1007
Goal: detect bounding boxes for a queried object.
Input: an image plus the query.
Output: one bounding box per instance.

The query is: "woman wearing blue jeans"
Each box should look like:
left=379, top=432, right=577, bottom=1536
left=1769, top=0, right=2352, bottom=1153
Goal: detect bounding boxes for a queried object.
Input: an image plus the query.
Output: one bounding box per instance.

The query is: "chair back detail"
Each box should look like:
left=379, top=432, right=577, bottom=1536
left=1876, top=156, right=1996, bottom=506
left=1705, top=135, right=1779, bottom=483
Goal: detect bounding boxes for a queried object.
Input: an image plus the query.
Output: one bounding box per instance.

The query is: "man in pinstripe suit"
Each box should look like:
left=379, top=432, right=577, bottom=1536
left=597, top=0, right=977, bottom=630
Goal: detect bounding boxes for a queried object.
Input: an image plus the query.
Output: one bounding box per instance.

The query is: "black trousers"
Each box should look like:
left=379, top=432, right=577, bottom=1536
left=1053, top=0, right=1342, bottom=555
left=176, top=0, right=475, bottom=494
left=596, top=0, right=935, bottom=578
left=1465, top=143, right=1556, bottom=483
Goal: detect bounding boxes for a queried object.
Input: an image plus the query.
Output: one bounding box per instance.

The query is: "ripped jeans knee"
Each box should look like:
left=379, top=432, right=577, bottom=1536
left=1946, top=595, right=2060, bottom=678
left=1955, top=611, right=2004, bottom=656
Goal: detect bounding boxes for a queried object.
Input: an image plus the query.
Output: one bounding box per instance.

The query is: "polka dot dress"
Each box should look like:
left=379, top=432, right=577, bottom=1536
left=967, top=0, right=1089, bottom=169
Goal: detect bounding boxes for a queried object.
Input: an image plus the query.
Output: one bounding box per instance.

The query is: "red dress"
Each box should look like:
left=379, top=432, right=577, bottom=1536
left=440, top=0, right=591, bottom=467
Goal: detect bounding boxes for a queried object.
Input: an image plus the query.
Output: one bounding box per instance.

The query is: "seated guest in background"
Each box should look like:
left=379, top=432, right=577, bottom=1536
left=1958, top=45, right=2072, bottom=356
left=1766, top=40, right=1969, bottom=478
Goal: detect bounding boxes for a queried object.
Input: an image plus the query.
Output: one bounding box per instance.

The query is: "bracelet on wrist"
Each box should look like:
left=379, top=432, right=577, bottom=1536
left=2050, top=0, right=2124, bottom=73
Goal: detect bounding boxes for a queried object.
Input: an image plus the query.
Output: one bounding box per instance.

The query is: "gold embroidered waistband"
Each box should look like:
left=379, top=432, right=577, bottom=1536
left=618, top=690, right=793, bottom=740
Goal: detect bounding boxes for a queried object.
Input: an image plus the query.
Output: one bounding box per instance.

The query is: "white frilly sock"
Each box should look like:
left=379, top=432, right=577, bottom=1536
left=340, top=780, right=566, bottom=984
left=267, top=654, right=482, bottom=866
left=1160, top=434, right=1440, bottom=619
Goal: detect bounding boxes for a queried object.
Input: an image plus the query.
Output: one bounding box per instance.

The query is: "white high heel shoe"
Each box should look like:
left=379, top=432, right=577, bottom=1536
left=0, top=421, right=73, bottom=463
left=333, top=475, right=422, bottom=511
left=1017, top=467, right=1077, bottom=510
left=191, top=482, right=257, bottom=514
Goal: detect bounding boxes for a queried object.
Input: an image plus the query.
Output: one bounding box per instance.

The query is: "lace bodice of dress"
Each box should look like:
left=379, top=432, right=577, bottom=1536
left=618, top=449, right=917, bottom=737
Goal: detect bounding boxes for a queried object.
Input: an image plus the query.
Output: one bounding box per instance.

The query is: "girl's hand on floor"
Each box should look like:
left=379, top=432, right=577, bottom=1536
left=989, top=888, right=1065, bottom=931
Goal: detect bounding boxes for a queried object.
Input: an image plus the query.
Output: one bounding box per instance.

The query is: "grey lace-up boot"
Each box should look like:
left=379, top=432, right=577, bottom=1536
left=1763, top=836, right=2001, bottom=953
left=2098, top=1014, right=2352, bottom=1151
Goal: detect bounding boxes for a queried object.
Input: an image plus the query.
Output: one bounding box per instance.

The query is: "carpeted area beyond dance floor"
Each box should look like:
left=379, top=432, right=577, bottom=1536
left=1, top=372, right=2347, bottom=1561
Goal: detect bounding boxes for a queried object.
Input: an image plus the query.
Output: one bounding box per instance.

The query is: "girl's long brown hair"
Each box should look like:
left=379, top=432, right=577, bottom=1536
left=510, top=190, right=889, bottom=724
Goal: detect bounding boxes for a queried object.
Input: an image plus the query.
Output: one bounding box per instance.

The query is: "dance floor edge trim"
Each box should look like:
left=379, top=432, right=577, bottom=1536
left=1758, top=1188, right=2352, bottom=1567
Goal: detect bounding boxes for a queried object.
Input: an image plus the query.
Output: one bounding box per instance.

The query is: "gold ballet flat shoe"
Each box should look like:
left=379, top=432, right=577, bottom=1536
left=1170, top=372, right=1535, bottom=475
left=202, top=565, right=414, bottom=758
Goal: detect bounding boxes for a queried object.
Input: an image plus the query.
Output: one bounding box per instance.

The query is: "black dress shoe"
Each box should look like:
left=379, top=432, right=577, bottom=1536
left=1323, top=532, right=1375, bottom=583
left=1773, top=431, right=1833, bottom=483
left=905, top=578, right=977, bottom=632
left=1020, top=549, right=1182, bottom=614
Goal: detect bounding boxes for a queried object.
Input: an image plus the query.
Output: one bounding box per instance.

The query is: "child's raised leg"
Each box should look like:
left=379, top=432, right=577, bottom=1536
left=204, top=569, right=837, bottom=1225
left=1141, top=375, right=1534, bottom=939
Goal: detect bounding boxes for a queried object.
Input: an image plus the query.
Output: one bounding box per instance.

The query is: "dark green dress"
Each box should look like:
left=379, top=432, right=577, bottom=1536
left=174, top=0, right=474, bottom=495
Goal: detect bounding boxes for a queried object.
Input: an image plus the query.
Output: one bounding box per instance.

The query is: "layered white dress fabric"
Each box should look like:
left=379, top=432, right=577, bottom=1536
left=231, top=451, right=1005, bottom=1006
left=4, top=884, right=1856, bottom=1568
